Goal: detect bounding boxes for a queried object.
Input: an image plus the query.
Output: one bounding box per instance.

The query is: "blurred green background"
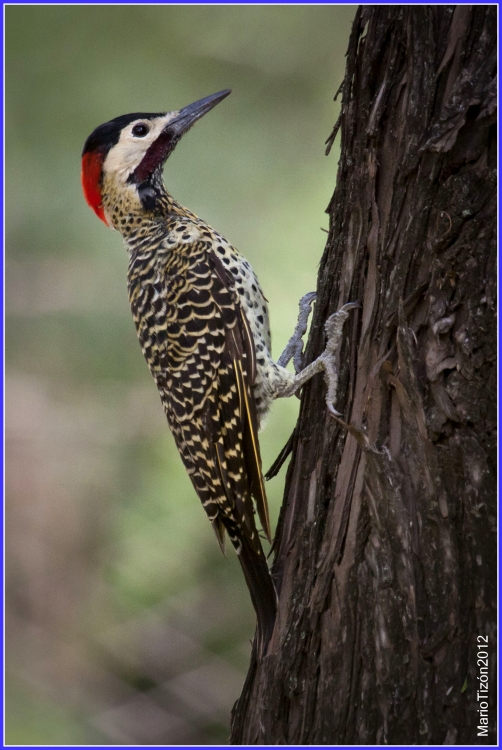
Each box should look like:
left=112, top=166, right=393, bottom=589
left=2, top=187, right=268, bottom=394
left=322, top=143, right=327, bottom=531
left=6, top=5, right=354, bottom=744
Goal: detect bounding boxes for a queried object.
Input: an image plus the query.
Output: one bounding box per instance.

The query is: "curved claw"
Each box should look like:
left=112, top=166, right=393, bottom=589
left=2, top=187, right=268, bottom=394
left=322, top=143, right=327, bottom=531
left=300, top=291, right=317, bottom=306
left=324, top=300, right=360, bottom=335
left=340, top=300, right=360, bottom=312
left=327, top=403, right=342, bottom=418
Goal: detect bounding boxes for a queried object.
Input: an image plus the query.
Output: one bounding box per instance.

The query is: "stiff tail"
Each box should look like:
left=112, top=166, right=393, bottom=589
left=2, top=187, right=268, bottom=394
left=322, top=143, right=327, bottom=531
left=238, top=535, right=277, bottom=655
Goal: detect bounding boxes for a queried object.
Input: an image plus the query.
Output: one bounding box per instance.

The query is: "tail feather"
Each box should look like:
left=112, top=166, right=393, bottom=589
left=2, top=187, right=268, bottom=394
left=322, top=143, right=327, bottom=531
left=238, top=535, right=277, bottom=654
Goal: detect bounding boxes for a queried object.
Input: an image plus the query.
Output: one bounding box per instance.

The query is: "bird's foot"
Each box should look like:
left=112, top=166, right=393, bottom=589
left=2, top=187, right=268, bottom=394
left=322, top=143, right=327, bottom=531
left=321, top=302, right=360, bottom=417
left=280, top=301, right=359, bottom=414
left=277, top=292, right=317, bottom=372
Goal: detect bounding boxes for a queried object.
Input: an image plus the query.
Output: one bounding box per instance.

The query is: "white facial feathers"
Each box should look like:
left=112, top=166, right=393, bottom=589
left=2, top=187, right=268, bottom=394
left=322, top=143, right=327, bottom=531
left=103, top=112, right=179, bottom=181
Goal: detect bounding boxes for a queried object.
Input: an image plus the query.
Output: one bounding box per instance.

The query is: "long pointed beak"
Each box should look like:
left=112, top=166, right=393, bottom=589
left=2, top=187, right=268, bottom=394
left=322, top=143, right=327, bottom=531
left=168, top=89, right=231, bottom=137
left=131, top=90, right=231, bottom=184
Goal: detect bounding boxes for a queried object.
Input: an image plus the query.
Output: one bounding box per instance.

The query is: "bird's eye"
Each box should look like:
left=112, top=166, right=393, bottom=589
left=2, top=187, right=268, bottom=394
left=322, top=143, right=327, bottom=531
left=132, top=123, right=149, bottom=137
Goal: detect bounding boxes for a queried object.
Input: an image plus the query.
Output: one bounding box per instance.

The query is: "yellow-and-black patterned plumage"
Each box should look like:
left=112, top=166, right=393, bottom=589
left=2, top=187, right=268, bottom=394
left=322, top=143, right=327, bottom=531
left=128, top=212, right=266, bottom=540
left=126, top=203, right=277, bottom=647
left=82, top=92, right=297, bottom=652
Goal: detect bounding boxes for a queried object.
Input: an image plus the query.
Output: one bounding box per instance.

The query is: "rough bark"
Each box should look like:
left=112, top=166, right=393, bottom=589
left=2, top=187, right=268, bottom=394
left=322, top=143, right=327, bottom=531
left=231, top=5, right=496, bottom=745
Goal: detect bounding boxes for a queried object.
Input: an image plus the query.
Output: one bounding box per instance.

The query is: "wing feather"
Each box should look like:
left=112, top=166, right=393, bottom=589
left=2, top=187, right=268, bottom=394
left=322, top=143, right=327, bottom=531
left=129, top=240, right=276, bottom=650
left=140, top=244, right=270, bottom=550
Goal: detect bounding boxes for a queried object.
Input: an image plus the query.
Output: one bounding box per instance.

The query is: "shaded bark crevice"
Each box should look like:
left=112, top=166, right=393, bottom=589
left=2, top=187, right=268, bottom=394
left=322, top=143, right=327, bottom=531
left=231, top=5, right=496, bottom=744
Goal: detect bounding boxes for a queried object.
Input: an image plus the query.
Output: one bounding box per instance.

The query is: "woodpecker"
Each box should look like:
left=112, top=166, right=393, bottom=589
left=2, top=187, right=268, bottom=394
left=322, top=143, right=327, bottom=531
left=82, top=89, right=356, bottom=653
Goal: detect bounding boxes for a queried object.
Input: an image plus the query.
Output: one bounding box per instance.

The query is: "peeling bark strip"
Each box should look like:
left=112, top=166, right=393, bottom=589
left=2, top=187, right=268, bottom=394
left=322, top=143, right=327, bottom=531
left=231, top=6, right=496, bottom=745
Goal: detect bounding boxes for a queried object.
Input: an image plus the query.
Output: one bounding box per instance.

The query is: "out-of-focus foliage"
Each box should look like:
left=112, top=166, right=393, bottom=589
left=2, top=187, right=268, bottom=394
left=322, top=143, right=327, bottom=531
left=6, top=5, right=354, bottom=744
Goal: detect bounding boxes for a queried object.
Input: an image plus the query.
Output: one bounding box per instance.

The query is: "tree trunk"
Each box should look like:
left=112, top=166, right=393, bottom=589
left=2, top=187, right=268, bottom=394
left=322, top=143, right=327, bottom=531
left=231, top=5, right=496, bottom=745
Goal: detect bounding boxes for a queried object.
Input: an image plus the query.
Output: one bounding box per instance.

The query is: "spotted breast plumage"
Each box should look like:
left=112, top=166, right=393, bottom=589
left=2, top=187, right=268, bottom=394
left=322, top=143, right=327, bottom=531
left=81, top=89, right=356, bottom=655
left=126, top=208, right=278, bottom=642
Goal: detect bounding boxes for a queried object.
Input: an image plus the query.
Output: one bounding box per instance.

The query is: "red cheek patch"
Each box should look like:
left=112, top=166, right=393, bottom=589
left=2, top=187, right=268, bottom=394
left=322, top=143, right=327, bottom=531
left=81, top=151, right=107, bottom=225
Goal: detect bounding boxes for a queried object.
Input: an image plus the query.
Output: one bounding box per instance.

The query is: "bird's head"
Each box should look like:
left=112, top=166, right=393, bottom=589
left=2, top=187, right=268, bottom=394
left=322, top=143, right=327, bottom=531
left=81, top=89, right=231, bottom=227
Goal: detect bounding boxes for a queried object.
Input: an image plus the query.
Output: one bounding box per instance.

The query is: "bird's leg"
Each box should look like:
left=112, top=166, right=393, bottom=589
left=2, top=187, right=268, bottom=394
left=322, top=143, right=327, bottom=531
left=277, top=292, right=317, bottom=373
left=280, top=302, right=359, bottom=417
